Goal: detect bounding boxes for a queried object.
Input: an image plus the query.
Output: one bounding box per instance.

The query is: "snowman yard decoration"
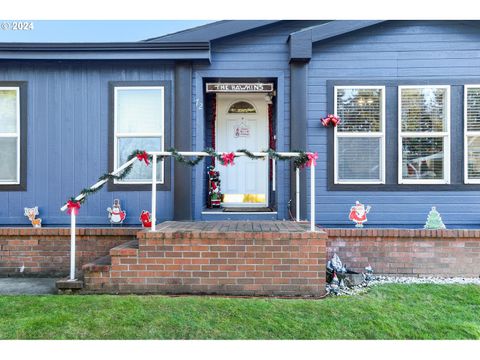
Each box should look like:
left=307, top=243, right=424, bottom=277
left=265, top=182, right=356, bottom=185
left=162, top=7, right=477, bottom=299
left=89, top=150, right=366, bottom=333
left=349, top=201, right=371, bottom=228
left=107, top=199, right=126, bottom=225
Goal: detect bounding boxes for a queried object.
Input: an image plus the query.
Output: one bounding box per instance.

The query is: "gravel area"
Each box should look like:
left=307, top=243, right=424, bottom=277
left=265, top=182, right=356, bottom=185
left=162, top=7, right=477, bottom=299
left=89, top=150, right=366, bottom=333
left=326, top=275, right=480, bottom=296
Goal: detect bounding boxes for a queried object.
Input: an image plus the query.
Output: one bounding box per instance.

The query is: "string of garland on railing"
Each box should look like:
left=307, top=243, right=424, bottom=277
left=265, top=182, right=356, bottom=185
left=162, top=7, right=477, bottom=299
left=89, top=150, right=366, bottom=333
left=65, top=148, right=318, bottom=214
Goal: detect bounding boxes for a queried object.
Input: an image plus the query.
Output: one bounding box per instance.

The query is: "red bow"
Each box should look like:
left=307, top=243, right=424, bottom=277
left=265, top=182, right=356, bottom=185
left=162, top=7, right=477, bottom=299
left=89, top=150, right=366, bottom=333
left=221, top=152, right=235, bottom=166
left=66, top=200, right=81, bottom=216
left=321, top=114, right=341, bottom=127
left=136, top=151, right=150, bottom=166
left=307, top=152, right=318, bottom=167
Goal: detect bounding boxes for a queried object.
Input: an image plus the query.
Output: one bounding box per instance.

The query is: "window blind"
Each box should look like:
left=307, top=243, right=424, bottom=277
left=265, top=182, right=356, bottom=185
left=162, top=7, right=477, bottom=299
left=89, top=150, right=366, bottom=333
left=336, top=88, right=382, bottom=132
left=399, top=86, right=449, bottom=184
left=465, top=86, right=480, bottom=182
left=334, top=86, right=385, bottom=184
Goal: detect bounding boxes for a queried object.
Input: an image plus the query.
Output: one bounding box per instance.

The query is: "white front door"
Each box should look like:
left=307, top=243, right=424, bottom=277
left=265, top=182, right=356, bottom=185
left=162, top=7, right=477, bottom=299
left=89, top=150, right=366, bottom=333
left=216, top=93, right=269, bottom=207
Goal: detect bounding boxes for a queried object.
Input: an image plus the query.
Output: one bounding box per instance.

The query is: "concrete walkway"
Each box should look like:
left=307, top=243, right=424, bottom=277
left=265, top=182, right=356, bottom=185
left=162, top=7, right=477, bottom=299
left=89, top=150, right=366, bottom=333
left=0, top=278, right=58, bottom=295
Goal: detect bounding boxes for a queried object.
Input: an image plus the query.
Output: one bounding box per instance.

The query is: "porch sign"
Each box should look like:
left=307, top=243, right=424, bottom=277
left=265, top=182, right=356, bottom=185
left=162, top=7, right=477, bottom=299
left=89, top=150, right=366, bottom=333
left=206, top=83, right=274, bottom=93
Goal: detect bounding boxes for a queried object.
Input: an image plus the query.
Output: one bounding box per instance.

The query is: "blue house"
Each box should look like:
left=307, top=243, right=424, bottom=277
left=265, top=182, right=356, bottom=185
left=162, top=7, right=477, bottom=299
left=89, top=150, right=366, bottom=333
left=2, top=20, right=480, bottom=227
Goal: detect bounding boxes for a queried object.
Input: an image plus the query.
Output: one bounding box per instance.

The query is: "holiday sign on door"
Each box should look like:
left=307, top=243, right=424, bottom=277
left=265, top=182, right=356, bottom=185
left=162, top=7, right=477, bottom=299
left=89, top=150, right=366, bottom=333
left=234, top=122, right=250, bottom=138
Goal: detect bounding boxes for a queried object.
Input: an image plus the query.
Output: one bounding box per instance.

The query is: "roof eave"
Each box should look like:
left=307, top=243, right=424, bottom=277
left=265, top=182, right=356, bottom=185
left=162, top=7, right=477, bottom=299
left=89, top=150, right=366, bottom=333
left=0, top=42, right=211, bottom=61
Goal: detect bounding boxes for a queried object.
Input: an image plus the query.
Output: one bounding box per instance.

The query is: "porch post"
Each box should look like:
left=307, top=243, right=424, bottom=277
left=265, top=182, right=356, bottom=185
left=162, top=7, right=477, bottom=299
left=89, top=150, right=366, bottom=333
left=290, top=60, right=309, bottom=220
left=174, top=62, right=193, bottom=220
left=151, top=154, right=157, bottom=231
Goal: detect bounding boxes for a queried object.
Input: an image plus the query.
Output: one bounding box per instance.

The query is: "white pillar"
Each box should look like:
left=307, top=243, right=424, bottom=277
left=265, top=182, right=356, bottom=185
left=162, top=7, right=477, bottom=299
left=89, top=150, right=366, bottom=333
left=69, top=211, right=76, bottom=280
left=151, top=154, right=157, bottom=231
left=295, top=167, right=300, bottom=222
left=310, top=163, right=315, bottom=232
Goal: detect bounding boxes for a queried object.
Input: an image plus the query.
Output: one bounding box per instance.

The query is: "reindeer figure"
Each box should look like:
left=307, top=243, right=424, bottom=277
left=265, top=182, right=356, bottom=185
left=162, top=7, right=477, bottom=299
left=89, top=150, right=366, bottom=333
left=24, top=207, right=42, bottom=228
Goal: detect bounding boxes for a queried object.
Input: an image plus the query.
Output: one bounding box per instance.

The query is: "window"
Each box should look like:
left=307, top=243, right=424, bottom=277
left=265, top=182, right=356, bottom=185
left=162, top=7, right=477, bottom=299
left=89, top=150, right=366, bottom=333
left=228, top=101, right=256, bottom=113
left=334, top=86, right=385, bottom=184
left=0, top=87, right=20, bottom=184
left=114, top=86, right=164, bottom=184
left=398, top=86, right=450, bottom=184
left=465, top=85, right=480, bottom=184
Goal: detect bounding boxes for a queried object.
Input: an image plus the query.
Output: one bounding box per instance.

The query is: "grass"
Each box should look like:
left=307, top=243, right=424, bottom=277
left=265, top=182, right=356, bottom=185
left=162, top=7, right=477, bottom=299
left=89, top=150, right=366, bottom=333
left=0, top=284, right=479, bottom=339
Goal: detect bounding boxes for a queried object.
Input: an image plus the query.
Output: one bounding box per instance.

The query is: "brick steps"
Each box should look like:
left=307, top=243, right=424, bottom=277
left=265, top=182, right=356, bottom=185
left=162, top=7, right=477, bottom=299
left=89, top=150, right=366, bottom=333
left=82, top=255, right=112, bottom=272
left=83, top=240, right=139, bottom=273
left=82, top=221, right=327, bottom=296
left=109, top=240, right=139, bottom=256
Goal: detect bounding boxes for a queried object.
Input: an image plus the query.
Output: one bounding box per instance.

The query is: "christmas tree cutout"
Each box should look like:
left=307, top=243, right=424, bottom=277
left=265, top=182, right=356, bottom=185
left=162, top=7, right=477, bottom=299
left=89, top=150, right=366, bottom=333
left=424, top=206, right=446, bottom=230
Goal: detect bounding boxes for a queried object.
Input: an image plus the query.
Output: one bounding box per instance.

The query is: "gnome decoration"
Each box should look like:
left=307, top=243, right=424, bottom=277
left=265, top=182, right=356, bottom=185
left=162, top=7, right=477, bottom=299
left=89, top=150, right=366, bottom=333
left=139, top=210, right=152, bottom=228
left=207, top=165, right=222, bottom=208
left=24, top=207, right=42, bottom=228
left=107, top=199, right=126, bottom=225
left=349, top=201, right=371, bottom=228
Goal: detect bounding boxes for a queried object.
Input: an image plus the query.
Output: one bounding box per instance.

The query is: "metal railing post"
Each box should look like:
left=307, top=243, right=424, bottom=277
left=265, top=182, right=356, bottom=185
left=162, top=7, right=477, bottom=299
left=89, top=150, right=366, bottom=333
left=69, top=211, right=76, bottom=280
left=271, top=156, right=276, bottom=192
left=151, top=154, right=157, bottom=231
left=296, top=167, right=300, bottom=222
left=310, top=162, right=315, bottom=232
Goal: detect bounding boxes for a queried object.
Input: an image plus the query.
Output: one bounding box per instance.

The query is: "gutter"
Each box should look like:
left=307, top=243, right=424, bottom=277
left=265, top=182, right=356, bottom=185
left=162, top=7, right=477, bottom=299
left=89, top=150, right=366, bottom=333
left=0, top=42, right=211, bottom=61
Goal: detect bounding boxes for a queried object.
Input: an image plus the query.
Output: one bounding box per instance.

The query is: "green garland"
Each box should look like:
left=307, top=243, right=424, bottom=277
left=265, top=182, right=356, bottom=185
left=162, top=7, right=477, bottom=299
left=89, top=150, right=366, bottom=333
left=67, top=148, right=311, bottom=208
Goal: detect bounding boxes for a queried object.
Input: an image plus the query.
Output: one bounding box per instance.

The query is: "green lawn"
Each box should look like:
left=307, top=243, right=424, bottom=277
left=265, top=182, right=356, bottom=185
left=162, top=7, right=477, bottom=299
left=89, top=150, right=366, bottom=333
left=0, top=284, right=479, bottom=339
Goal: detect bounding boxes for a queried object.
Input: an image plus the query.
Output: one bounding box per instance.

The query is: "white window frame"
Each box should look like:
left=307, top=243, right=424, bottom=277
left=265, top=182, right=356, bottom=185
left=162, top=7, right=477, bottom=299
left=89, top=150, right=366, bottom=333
left=0, top=86, right=21, bottom=185
left=334, top=85, right=386, bottom=184
left=464, top=84, right=480, bottom=184
left=398, top=85, right=451, bottom=185
left=113, top=86, right=165, bottom=185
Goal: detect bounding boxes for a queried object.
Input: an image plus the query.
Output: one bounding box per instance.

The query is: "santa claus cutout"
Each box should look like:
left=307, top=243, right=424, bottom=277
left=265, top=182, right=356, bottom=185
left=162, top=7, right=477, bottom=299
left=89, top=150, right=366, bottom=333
left=349, top=201, right=371, bottom=228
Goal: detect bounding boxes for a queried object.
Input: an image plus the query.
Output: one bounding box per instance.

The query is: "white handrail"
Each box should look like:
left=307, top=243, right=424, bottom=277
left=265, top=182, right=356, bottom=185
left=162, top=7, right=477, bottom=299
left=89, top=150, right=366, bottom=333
left=146, top=151, right=315, bottom=232
left=60, top=156, right=137, bottom=212
left=61, top=150, right=316, bottom=280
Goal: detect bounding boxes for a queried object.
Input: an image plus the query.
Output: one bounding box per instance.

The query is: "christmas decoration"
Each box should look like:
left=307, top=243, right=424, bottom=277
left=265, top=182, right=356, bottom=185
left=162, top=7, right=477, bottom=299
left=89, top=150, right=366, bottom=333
left=136, top=151, right=150, bottom=166
left=349, top=201, right=371, bottom=228
left=139, top=210, right=152, bottom=228
left=66, top=200, right=81, bottom=215
left=65, top=148, right=314, bottom=210
left=221, top=152, right=235, bottom=166
left=424, top=206, right=446, bottom=230
left=24, top=207, right=42, bottom=228
left=207, top=166, right=222, bottom=208
left=306, top=152, right=318, bottom=167
left=209, top=94, right=217, bottom=167
left=268, top=103, right=275, bottom=180
left=321, top=114, right=341, bottom=127
left=107, top=199, right=126, bottom=225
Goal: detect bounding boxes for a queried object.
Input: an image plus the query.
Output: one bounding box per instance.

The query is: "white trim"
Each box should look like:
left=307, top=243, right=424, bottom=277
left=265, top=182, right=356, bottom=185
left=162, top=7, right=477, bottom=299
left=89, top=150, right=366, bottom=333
left=334, top=85, right=386, bottom=184
left=202, top=211, right=278, bottom=215
left=0, top=86, right=20, bottom=185
left=113, top=86, right=165, bottom=185
left=464, top=84, right=480, bottom=184
left=115, top=132, right=163, bottom=138
left=398, top=85, right=451, bottom=185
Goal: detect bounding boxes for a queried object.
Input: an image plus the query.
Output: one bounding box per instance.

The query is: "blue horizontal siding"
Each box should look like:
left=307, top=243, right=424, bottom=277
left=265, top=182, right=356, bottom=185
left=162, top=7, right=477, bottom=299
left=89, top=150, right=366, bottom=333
left=0, top=61, right=175, bottom=226
left=309, top=20, right=480, bottom=226
left=191, top=21, right=326, bottom=221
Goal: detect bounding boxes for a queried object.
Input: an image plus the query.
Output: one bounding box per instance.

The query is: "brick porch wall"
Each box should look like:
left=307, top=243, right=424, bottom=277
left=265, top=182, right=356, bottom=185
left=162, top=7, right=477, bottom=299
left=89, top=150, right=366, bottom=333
left=0, top=228, right=138, bottom=276
left=326, top=229, right=480, bottom=277
left=84, top=222, right=327, bottom=296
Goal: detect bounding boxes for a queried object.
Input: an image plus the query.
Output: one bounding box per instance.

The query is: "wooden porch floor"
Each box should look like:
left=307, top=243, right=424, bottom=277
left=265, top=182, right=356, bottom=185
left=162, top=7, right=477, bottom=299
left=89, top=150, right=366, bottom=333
left=153, top=221, right=316, bottom=233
